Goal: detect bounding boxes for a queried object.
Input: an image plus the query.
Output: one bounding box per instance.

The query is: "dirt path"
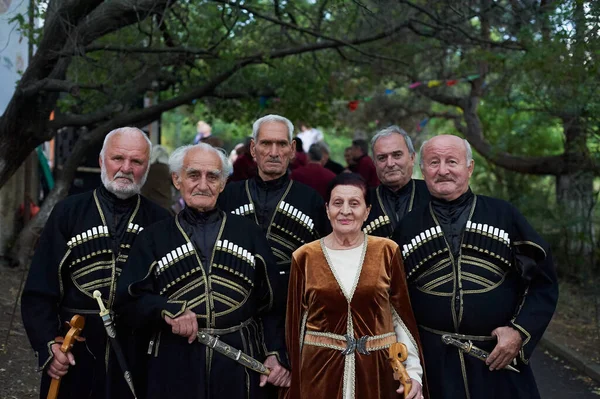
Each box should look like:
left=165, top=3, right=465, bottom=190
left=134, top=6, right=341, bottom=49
left=0, top=265, right=39, bottom=398
left=1, top=262, right=599, bottom=399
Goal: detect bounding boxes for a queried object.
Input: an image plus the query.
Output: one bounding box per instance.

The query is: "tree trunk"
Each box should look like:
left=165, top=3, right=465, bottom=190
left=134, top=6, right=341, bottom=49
left=0, top=166, right=26, bottom=260
left=555, top=171, right=595, bottom=277
left=555, top=116, right=596, bottom=279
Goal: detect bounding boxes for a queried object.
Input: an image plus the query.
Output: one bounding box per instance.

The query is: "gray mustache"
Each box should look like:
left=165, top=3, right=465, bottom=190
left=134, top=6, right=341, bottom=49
left=192, top=192, right=212, bottom=197
left=113, top=172, right=134, bottom=182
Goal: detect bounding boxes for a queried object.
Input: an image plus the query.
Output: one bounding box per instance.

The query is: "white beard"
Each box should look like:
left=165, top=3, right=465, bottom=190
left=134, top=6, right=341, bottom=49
left=100, top=166, right=148, bottom=199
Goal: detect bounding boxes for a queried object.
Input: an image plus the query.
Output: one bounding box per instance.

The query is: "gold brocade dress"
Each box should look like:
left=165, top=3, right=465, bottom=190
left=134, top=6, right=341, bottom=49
left=285, top=235, right=426, bottom=399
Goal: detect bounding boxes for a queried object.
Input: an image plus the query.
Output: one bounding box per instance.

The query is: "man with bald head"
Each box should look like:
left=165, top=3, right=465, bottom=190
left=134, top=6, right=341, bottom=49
left=392, top=135, right=558, bottom=399
left=115, top=143, right=290, bottom=398
left=22, top=127, right=171, bottom=399
left=363, top=125, right=430, bottom=237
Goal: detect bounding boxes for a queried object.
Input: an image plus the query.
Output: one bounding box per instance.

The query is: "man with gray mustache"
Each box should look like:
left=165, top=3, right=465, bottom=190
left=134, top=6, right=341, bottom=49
left=218, top=115, right=330, bottom=296
left=21, top=127, right=171, bottom=399
left=363, top=126, right=430, bottom=238
left=115, top=143, right=290, bottom=398
left=391, top=135, right=558, bottom=399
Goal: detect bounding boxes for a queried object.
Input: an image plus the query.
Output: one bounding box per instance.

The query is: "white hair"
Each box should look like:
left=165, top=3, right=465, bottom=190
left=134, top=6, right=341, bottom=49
left=99, top=127, right=152, bottom=199
left=168, top=143, right=232, bottom=183
left=371, top=125, right=416, bottom=155
left=99, top=127, right=152, bottom=161
left=252, top=114, right=294, bottom=142
left=419, top=137, right=473, bottom=167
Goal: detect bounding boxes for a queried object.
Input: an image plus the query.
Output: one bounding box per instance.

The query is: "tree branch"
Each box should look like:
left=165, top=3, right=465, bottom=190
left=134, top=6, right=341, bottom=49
left=215, top=0, right=411, bottom=66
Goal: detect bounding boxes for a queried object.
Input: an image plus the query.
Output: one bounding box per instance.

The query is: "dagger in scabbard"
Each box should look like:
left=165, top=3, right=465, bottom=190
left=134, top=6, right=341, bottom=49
left=197, top=330, right=271, bottom=376
left=441, top=334, right=520, bottom=373
left=93, top=290, right=139, bottom=399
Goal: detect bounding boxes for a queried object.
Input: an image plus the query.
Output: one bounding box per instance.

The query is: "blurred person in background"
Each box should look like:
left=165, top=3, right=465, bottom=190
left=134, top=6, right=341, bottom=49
left=350, top=139, right=379, bottom=188
left=291, top=143, right=336, bottom=199
left=142, top=145, right=174, bottom=213
left=296, top=122, right=324, bottom=152
left=344, top=146, right=356, bottom=172
left=229, top=137, right=257, bottom=182
left=194, top=120, right=212, bottom=144
left=319, top=141, right=345, bottom=175
left=290, top=137, right=307, bottom=170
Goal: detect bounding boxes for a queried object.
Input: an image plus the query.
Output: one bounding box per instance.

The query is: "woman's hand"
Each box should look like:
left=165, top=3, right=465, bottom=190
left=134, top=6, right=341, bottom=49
left=396, top=378, right=423, bottom=399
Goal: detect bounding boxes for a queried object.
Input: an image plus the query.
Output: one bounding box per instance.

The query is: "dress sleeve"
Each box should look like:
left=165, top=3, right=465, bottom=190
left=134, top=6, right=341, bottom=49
left=393, top=318, right=423, bottom=384
left=285, top=252, right=307, bottom=399
left=115, top=228, right=187, bottom=329
left=21, top=201, right=71, bottom=370
left=388, top=246, right=426, bottom=384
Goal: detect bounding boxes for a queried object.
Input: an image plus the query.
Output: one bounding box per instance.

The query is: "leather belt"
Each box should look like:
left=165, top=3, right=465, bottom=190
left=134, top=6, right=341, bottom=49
left=199, top=318, right=254, bottom=335
left=420, top=325, right=495, bottom=341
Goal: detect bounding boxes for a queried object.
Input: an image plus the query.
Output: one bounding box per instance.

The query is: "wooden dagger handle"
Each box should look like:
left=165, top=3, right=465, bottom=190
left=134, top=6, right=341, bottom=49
left=46, top=315, right=85, bottom=399
left=388, top=342, right=412, bottom=398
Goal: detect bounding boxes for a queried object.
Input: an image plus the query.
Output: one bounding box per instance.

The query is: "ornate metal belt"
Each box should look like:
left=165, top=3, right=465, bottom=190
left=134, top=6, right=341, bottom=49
left=303, top=331, right=396, bottom=355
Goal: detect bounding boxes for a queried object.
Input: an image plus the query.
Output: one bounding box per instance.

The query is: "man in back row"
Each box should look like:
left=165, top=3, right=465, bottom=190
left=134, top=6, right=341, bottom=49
left=218, top=115, right=330, bottom=296
left=363, top=125, right=430, bottom=237
left=392, top=134, right=558, bottom=399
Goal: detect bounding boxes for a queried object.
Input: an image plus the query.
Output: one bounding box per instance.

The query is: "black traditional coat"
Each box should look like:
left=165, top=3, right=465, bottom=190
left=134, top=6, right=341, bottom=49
left=115, top=210, right=286, bottom=399
left=392, top=194, right=558, bottom=399
left=218, top=176, right=330, bottom=294
left=363, top=179, right=430, bottom=238
left=21, top=188, right=170, bottom=399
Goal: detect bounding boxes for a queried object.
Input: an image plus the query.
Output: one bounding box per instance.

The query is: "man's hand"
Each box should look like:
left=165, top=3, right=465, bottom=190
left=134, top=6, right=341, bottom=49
left=164, top=309, right=198, bottom=344
left=487, top=326, right=523, bottom=371
left=259, top=355, right=291, bottom=388
left=396, top=379, right=422, bottom=399
left=46, top=343, right=75, bottom=380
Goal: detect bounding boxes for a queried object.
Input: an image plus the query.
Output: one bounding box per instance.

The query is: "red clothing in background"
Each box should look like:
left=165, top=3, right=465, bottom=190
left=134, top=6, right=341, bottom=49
left=229, top=153, right=257, bottom=182
left=290, top=151, right=308, bottom=170
left=355, top=155, right=380, bottom=188
left=291, top=163, right=336, bottom=199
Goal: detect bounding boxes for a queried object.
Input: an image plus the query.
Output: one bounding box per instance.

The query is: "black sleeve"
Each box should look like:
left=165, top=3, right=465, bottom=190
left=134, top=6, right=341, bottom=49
left=509, top=206, right=559, bottom=362
left=21, top=202, right=69, bottom=370
left=253, top=226, right=288, bottom=367
left=216, top=182, right=236, bottom=212
left=114, top=227, right=187, bottom=330
left=313, top=194, right=331, bottom=238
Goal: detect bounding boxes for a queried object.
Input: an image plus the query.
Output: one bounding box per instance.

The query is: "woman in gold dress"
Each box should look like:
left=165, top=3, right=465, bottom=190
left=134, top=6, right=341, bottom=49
left=286, top=173, right=426, bottom=399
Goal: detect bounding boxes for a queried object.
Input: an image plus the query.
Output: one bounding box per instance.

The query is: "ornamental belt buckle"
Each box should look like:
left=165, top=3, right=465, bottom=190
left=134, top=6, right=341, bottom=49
left=342, top=334, right=370, bottom=355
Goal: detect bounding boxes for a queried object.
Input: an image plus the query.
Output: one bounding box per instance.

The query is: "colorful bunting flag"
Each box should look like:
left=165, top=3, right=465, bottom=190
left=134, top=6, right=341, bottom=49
left=348, top=100, right=360, bottom=111
left=416, top=118, right=429, bottom=132
left=427, top=80, right=442, bottom=88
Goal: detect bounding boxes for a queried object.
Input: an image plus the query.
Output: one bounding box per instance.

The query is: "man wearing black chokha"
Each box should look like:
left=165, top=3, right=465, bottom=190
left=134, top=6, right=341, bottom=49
left=363, top=125, right=430, bottom=238
left=115, top=143, right=290, bottom=399
left=392, top=135, right=558, bottom=399
left=21, top=127, right=171, bottom=399
left=218, top=114, right=330, bottom=297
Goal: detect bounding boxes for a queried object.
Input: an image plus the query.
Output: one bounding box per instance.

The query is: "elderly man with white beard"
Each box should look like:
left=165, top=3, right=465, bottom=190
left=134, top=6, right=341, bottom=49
left=21, top=127, right=171, bottom=399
